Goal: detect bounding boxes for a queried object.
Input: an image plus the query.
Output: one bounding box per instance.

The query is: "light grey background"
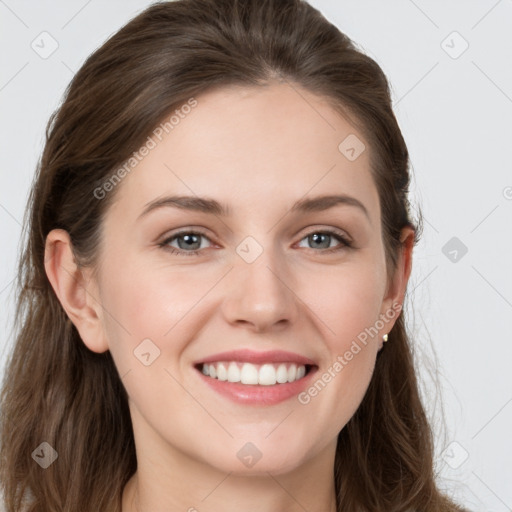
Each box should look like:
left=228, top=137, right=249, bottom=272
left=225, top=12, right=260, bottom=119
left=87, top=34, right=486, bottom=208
left=1, top=1, right=511, bottom=510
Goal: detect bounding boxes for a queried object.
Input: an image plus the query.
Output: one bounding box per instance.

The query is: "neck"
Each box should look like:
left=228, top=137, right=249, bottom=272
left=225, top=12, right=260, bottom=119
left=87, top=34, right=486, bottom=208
left=125, top=472, right=338, bottom=512
left=122, top=440, right=338, bottom=512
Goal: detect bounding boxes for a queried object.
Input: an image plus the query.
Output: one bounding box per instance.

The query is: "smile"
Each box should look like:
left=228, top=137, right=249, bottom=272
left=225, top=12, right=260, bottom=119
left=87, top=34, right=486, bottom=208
left=199, top=361, right=310, bottom=386
left=193, top=349, right=318, bottom=405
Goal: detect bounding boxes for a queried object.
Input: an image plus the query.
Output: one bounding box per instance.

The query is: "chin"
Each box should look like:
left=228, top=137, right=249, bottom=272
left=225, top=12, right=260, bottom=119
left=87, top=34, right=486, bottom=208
left=195, top=438, right=312, bottom=477
left=210, top=455, right=305, bottom=477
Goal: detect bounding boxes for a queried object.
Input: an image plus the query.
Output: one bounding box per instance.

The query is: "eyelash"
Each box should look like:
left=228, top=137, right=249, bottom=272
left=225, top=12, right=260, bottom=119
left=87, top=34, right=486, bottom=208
left=158, top=228, right=353, bottom=257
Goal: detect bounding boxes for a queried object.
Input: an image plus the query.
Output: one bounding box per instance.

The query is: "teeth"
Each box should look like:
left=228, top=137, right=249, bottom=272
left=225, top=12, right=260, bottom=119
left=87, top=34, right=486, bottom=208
left=259, top=364, right=276, bottom=386
left=217, top=363, right=228, bottom=381
left=227, top=362, right=241, bottom=383
left=276, top=364, right=288, bottom=384
left=200, top=361, right=308, bottom=385
left=287, top=364, right=297, bottom=382
left=241, top=363, right=259, bottom=384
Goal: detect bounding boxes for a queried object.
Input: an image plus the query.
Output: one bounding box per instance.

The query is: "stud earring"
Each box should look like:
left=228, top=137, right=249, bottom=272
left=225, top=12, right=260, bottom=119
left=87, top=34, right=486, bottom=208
left=382, top=333, right=389, bottom=342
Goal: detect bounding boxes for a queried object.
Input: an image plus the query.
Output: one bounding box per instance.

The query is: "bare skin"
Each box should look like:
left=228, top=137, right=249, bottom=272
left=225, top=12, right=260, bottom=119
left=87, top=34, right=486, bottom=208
left=45, top=81, right=414, bottom=512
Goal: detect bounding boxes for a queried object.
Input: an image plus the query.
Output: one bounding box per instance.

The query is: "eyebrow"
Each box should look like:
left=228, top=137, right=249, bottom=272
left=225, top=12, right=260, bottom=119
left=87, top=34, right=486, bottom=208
left=138, top=194, right=370, bottom=222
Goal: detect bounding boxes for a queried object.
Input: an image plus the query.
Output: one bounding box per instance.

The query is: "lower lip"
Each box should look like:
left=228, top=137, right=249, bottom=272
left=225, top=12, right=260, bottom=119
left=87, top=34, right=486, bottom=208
left=196, top=366, right=318, bottom=405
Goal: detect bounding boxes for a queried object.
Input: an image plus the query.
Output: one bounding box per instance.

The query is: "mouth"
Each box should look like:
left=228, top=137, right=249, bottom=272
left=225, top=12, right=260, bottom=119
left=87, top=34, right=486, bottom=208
left=193, top=349, right=319, bottom=405
left=195, top=361, right=314, bottom=386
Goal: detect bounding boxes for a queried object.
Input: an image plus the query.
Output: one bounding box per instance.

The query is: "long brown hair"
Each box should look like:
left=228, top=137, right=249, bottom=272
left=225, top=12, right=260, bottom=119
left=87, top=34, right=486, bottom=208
left=0, top=0, right=467, bottom=510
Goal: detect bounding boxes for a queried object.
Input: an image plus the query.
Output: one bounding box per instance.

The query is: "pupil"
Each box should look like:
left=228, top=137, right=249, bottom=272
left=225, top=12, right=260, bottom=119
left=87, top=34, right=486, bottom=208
left=311, top=233, right=329, bottom=249
left=180, top=234, right=199, bottom=249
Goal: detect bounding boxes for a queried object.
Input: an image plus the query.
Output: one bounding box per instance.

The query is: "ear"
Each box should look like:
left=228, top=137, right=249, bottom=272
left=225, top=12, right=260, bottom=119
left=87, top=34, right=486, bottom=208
left=44, top=229, right=109, bottom=353
left=378, top=226, right=415, bottom=345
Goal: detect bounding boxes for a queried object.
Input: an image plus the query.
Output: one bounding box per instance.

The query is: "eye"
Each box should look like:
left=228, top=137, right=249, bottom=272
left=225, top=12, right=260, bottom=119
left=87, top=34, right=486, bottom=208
left=158, top=228, right=352, bottom=257
left=159, top=230, right=213, bottom=256
left=296, top=229, right=352, bottom=254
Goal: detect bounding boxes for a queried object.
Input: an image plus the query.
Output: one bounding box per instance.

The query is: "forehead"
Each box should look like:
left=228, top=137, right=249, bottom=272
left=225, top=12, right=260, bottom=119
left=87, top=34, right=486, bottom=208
left=107, top=81, right=379, bottom=224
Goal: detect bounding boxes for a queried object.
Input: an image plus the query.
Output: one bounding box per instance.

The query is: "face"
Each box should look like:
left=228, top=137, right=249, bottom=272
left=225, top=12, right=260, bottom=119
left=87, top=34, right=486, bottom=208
left=88, top=81, right=403, bottom=475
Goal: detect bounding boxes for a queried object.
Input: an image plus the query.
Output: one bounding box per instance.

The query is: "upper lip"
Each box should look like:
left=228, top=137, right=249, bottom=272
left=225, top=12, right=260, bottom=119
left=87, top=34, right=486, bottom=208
left=195, top=349, right=317, bottom=366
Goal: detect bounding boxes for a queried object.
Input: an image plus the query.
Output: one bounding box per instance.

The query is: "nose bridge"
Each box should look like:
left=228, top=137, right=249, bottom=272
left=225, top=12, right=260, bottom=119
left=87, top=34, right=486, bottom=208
left=221, top=234, right=298, bottom=331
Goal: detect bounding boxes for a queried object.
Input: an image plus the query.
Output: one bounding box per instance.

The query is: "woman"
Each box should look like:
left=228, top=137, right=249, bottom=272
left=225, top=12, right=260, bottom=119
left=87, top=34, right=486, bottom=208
left=0, top=0, right=469, bottom=510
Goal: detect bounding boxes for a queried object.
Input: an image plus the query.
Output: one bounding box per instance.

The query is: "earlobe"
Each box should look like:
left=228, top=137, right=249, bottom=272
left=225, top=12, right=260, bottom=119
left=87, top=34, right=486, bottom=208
left=44, top=229, right=109, bottom=354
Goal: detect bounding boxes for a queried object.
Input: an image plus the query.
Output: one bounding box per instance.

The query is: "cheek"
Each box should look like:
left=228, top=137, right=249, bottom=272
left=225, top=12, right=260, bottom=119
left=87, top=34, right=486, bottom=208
left=301, top=258, right=386, bottom=349
left=292, top=260, right=385, bottom=432
left=96, top=253, right=199, bottom=372
left=96, top=257, right=205, bottom=429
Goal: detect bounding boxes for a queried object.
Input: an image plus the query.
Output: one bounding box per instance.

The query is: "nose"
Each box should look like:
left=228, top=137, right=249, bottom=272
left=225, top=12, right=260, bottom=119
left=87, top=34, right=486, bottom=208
left=221, top=246, right=299, bottom=333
